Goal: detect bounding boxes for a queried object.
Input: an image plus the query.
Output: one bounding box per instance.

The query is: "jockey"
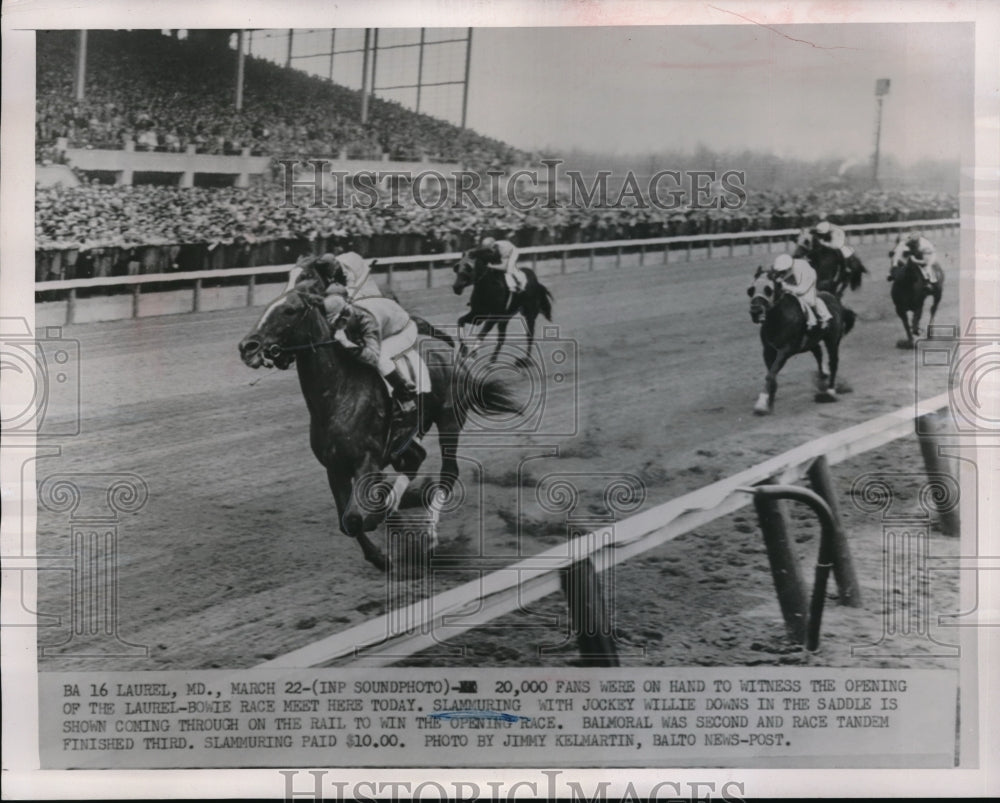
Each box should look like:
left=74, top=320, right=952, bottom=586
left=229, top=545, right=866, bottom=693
left=284, top=251, right=382, bottom=300
left=322, top=285, right=428, bottom=470
left=890, top=232, right=939, bottom=284
left=771, top=253, right=833, bottom=330
left=480, top=236, right=528, bottom=295
left=812, top=218, right=854, bottom=260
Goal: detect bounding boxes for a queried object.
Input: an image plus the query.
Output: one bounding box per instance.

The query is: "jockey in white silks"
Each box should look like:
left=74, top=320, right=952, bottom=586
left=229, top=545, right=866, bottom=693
left=284, top=251, right=382, bottom=300
left=322, top=285, right=431, bottom=470
left=480, top=237, right=528, bottom=295
left=771, top=253, right=833, bottom=330
left=890, top=233, right=940, bottom=284
left=812, top=219, right=856, bottom=261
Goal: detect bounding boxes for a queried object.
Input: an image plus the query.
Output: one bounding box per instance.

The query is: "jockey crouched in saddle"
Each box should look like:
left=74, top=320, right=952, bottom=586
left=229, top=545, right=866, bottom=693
left=811, top=218, right=854, bottom=275
left=294, top=252, right=430, bottom=472
left=889, top=232, right=940, bottom=285
left=480, top=236, right=528, bottom=299
left=771, top=253, right=833, bottom=330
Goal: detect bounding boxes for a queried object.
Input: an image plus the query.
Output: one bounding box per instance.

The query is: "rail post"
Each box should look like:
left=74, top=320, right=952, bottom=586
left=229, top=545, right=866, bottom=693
left=131, top=285, right=141, bottom=319
left=65, top=289, right=77, bottom=325
left=747, top=484, right=857, bottom=650
left=751, top=489, right=808, bottom=644
left=561, top=250, right=567, bottom=274
left=916, top=411, right=961, bottom=536
left=615, top=246, right=622, bottom=268
left=192, top=278, right=202, bottom=313
left=686, top=241, right=693, bottom=261
left=561, top=559, right=619, bottom=667
left=532, top=252, right=539, bottom=272
left=707, top=240, right=714, bottom=259
left=806, top=456, right=862, bottom=606
left=728, top=239, right=735, bottom=258
left=588, top=248, right=595, bottom=272
left=246, top=275, right=255, bottom=307
left=662, top=244, right=669, bottom=265
left=638, top=245, right=645, bottom=267
left=385, top=262, right=394, bottom=292
left=426, top=260, right=434, bottom=289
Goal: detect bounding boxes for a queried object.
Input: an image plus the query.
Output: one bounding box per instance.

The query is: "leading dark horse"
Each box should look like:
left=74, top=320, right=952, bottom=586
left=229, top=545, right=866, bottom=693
left=452, top=248, right=554, bottom=366
left=747, top=266, right=856, bottom=415
left=792, top=230, right=868, bottom=297
left=238, top=265, right=520, bottom=573
left=888, top=237, right=944, bottom=349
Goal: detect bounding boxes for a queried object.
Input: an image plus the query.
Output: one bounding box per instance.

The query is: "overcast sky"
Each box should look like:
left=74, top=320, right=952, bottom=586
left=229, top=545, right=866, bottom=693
left=252, top=22, right=973, bottom=163
left=460, top=24, right=973, bottom=162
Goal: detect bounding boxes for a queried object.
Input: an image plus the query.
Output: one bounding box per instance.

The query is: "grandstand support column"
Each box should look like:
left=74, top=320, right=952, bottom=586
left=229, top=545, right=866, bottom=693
left=286, top=29, right=294, bottom=69
left=416, top=29, right=425, bottom=112
left=360, top=29, right=371, bottom=124
left=74, top=30, right=88, bottom=101
left=235, top=30, right=246, bottom=111
left=328, top=29, right=336, bottom=81
left=461, top=28, right=473, bottom=129
left=371, top=29, right=379, bottom=100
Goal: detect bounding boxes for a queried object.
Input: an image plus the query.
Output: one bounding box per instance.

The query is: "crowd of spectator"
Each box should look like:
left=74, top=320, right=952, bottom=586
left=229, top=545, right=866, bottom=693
left=36, top=30, right=523, bottom=170
left=35, top=179, right=958, bottom=281
left=34, top=29, right=959, bottom=282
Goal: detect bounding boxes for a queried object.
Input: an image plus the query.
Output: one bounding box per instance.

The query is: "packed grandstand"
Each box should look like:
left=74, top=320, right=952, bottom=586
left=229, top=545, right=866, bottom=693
left=35, top=30, right=959, bottom=280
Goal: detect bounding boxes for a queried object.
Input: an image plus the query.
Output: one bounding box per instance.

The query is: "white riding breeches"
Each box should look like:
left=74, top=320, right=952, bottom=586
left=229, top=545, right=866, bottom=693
left=379, top=321, right=430, bottom=394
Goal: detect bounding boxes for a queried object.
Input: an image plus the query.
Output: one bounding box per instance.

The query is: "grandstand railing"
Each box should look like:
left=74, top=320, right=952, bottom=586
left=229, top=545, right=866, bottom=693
left=35, top=218, right=959, bottom=325
left=255, top=392, right=951, bottom=668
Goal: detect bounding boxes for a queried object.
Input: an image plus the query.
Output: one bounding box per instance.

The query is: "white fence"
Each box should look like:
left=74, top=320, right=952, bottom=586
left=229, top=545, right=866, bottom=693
left=36, top=218, right=959, bottom=325
left=256, top=392, right=950, bottom=668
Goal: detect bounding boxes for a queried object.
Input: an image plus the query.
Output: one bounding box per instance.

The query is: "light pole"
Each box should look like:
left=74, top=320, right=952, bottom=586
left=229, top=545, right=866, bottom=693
left=872, top=78, right=890, bottom=186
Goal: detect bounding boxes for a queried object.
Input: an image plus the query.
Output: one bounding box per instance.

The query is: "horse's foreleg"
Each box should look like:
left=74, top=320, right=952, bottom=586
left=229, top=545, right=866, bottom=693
left=896, top=306, right=914, bottom=348
left=491, top=318, right=509, bottom=364
left=764, top=347, right=791, bottom=412
left=928, top=289, right=942, bottom=332
left=754, top=344, right=777, bottom=414
left=810, top=344, right=828, bottom=388
left=516, top=311, right=538, bottom=370
left=912, top=297, right=926, bottom=338
left=327, top=465, right=389, bottom=572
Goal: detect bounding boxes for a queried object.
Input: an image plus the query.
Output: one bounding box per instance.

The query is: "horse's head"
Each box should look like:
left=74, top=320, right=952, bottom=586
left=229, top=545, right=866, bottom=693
left=452, top=249, right=482, bottom=295
left=747, top=265, right=779, bottom=323
left=239, top=287, right=326, bottom=371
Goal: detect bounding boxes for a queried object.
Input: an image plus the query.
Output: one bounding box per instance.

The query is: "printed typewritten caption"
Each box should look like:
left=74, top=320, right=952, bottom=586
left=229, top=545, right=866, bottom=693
left=41, top=668, right=955, bottom=768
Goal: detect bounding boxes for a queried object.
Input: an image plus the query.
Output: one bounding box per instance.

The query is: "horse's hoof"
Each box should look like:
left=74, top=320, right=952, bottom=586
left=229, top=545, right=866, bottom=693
left=895, top=339, right=915, bottom=350
left=814, top=390, right=839, bottom=403
left=834, top=380, right=853, bottom=394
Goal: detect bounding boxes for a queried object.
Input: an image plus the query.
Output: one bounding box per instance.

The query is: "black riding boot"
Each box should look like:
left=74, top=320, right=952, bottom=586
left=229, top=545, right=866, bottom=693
left=385, top=370, right=426, bottom=471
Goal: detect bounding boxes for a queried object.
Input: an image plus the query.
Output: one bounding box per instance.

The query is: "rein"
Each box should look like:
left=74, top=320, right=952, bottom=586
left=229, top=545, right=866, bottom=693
left=269, top=288, right=341, bottom=356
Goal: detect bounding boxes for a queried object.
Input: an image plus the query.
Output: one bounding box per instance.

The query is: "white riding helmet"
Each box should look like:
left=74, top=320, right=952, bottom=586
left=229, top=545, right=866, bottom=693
left=323, top=284, right=349, bottom=318
left=480, top=236, right=497, bottom=249
left=773, top=253, right=794, bottom=273
left=335, top=251, right=367, bottom=280
left=814, top=220, right=832, bottom=234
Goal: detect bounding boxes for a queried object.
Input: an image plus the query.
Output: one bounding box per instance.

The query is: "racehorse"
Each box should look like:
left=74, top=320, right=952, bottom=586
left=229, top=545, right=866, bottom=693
left=888, top=237, right=944, bottom=349
left=792, top=230, right=867, bottom=297
left=452, top=248, right=554, bottom=367
left=747, top=266, right=856, bottom=415
left=238, top=263, right=520, bottom=574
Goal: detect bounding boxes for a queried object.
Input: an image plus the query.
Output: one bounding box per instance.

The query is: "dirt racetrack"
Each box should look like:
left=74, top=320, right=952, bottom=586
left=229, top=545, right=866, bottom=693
left=34, top=232, right=963, bottom=670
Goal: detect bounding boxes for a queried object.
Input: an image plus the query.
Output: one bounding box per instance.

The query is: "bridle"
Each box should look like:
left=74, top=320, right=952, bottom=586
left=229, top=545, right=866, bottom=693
left=266, top=288, right=342, bottom=357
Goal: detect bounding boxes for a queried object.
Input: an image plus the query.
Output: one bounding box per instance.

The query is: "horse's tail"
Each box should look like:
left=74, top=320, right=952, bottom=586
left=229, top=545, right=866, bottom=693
left=453, top=362, right=522, bottom=418
left=413, top=315, right=456, bottom=348
left=538, top=283, right=554, bottom=321
left=841, top=306, right=857, bottom=336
